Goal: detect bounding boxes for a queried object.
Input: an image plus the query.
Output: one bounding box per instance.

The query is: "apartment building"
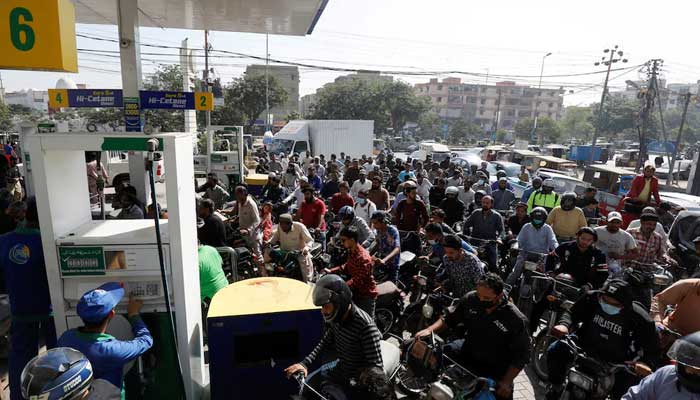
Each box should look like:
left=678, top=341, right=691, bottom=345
left=245, top=64, right=299, bottom=123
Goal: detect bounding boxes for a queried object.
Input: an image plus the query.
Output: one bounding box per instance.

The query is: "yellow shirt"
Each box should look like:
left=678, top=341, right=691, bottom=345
left=546, top=207, right=588, bottom=238
left=638, top=178, right=652, bottom=202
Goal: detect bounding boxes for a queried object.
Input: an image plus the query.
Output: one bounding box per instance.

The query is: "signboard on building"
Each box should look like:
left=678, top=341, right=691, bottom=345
left=123, top=97, right=142, bottom=132
left=49, top=89, right=123, bottom=109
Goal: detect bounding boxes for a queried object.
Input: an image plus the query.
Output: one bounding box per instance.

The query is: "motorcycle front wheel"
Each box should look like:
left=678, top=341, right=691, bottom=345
left=395, top=365, right=430, bottom=396
left=531, top=329, right=555, bottom=381
left=375, top=308, right=394, bottom=336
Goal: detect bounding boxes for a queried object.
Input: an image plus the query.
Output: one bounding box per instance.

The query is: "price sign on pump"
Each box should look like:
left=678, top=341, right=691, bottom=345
left=0, top=0, right=78, bottom=72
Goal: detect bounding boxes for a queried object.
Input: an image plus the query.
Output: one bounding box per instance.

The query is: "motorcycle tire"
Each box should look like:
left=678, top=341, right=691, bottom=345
left=375, top=308, right=394, bottom=336
left=531, top=329, right=555, bottom=382
left=395, top=365, right=430, bottom=396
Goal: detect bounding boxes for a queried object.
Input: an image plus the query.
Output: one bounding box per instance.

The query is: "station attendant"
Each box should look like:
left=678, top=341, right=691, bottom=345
left=0, top=198, right=56, bottom=400
left=58, top=282, right=154, bottom=398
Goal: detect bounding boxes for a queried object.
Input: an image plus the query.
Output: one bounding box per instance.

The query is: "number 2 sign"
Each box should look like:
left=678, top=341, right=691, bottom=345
left=0, top=0, right=78, bottom=72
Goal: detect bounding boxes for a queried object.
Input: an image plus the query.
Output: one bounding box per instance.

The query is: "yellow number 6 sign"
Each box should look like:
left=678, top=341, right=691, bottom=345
left=0, top=0, right=78, bottom=72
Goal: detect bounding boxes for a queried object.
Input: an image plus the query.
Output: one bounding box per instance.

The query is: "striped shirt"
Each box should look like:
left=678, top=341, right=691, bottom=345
left=301, top=306, right=383, bottom=381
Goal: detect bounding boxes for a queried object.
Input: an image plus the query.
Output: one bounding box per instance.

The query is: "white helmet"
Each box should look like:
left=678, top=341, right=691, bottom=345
left=445, top=186, right=459, bottom=196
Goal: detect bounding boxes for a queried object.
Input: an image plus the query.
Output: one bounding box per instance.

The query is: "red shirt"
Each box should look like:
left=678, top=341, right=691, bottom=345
left=329, top=192, right=354, bottom=214
left=332, top=245, right=377, bottom=298
left=299, top=198, right=327, bottom=231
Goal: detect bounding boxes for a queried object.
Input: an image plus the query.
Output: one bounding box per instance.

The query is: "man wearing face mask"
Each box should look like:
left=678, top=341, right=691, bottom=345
left=521, top=176, right=542, bottom=203
left=351, top=170, right=372, bottom=199
left=415, top=273, right=530, bottom=400
left=505, top=207, right=558, bottom=287
left=492, top=177, right=516, bottom=212
left=471, top=171, right=492, bottom=195
left=284, top=274, right=385, bottom=400
left=546, top=279, right=659, bottom=400
left=527, top=178, right=560, bottom=213
left=622, top=331, right=700, bottom=400
left=353, top=189, right=377, bottom=224
left=595, top=211, right=638, bottom=276
left=546, top=192, right=587, bottom=242
left=439, top=186, right=466, bottom=226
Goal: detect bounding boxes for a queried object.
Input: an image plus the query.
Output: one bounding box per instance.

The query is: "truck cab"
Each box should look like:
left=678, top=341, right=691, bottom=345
left=269, top=121, right=311, bottom=158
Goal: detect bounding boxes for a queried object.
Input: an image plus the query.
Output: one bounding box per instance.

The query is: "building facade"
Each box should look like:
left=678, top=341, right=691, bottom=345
left=245, top=65, right=299, bottom=124
left=4, top=89, right=49, bottom=113
left=414, top=78, right=564, bottom=131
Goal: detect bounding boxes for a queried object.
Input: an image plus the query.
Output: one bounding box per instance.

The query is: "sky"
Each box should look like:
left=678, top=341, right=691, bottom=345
left=3, top=0, right=699, bottom=107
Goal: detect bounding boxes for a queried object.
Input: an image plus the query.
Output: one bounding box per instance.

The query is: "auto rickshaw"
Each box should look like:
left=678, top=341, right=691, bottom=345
left=615, top=149, right=640, bottom=168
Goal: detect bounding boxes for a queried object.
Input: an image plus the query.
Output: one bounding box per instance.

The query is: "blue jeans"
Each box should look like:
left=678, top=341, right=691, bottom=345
left=9, top=317, right=56, bottom=400
left=484, top=243, right=498, bottom=273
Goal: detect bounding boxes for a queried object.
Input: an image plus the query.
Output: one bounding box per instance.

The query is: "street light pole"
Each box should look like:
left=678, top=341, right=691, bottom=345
left=589, top=45, right=627, bottom=164
left=532, top=52, right=552, bottom=145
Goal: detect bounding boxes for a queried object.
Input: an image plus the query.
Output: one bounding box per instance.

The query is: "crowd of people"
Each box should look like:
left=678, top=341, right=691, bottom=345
left=0, top=144, right=699, bottom=400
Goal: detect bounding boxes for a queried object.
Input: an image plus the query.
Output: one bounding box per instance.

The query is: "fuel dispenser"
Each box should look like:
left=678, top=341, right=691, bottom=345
left=193, top=125, right=245, bottom=193
left=25, top=131, right=204, bottom=399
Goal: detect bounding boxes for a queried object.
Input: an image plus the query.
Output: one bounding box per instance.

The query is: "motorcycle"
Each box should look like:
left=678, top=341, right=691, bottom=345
left=394, top=334, right=496, bottom=399
left=511, top=250, right=549, bottom=323
left=555, top=336, right=647, bottom=400
left=622, top=261, right=674, bottom=311
left=529, top=274, right=582, bottom=381
left=374, top=280, right=405, bottom=337
left=216, top=246, right=258, bottom=283
left=461, top=235, right=498, bottom=270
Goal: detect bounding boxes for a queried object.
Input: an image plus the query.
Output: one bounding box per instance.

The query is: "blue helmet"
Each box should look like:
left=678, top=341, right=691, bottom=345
left=21, top=347, right=93, bottom=400
left=338, top=205, right=355, bottom=221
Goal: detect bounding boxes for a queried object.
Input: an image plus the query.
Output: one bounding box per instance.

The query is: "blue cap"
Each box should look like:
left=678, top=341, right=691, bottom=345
left=77, top=282, right=125, bottom=323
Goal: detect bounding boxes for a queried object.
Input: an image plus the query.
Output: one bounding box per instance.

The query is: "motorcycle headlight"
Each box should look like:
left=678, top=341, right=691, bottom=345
left=568, top=369, right=593, bottom=391
left=524, top=261, right=538, bottom=272
left=422, top=303, right=434, bottom=319
left=653, top=274, right=670, bottom=286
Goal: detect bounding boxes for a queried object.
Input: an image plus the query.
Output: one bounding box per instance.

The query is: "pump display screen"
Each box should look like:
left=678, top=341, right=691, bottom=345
left=233, top=331, right=299, bottom=366
left=124, top=281, right=162, bottom=298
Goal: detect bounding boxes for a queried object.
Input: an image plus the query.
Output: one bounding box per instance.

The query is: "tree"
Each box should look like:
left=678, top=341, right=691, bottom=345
left=285, top=111, right=301, bottom=122
left=558, top=106, right=594, bottom=141
left=142, top=64, right=186, bottom=132
left=514, top=117, right=561, bottom=143
left=417, top=112, right=441, bottom=139
left=448, top=118, right=481, bottom=144
left=496, top=129, right=508, bottom=142
left=0, top=102, right=12, bottom=132
left=309, top=78, right=431, bottom=134
left=221, top=74, right=287, bottom=131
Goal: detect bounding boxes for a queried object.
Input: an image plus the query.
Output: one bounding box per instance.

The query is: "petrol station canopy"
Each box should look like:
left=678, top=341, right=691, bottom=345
left=72, top=0, right=329, bottom=35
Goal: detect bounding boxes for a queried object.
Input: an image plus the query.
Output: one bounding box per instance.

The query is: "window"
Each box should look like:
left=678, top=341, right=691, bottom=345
left=468, top=97, right=477, bottom=103
left=550, top=92, right=555, bottom=97
left=548, top=103, right=554, bottom=108
left=437, top=85, right=443, bottom=90
left=293, top=141, right=308, bottom=154
left=437, top=97, right=443, bottom=103
left=480, top=99, right=486, bottom=105
left=505, top=98, right=519, bottom=106
left=535, top=112, right=540, bottom=117
left=506, top=110, right=515, bottom=117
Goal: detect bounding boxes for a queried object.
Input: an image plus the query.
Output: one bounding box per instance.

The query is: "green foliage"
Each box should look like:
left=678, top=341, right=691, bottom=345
left=143, top=64, right=186, bottom=132
left=78, top=108, right=123, bottom=128
left=515, top=117, right=560, bottom=143
left=558, top=106, right=594, bottom=141
left=309, top=79, right=430, bottom=134
left=285, top=111, right=301, bottom=123
left=0, top=102, right=12, bottom=132
left=219, top=74, right=287, bottom=130
left=417, top=112, right=441, bottom=139
left=448, top=118, right=482, bottom=144
left=496, top=129, right=508, bottom=142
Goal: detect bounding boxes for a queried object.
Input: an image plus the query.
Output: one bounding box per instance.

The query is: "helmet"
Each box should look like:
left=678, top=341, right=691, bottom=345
left=476, top=171, right=487, bottom=180
left=532, top=176, right=543, bottom=188
left=496, top=170, right=507, bottom=179
left=530, top=207, right=548, bottom=228
left=403, top=181, right=417, bottom=192
left=312, top=274, right=353, bottom=323
left=338, top=206, right=355, bottom=221
left=600, top=278, right=632, bottom=307
left=21, top=348, right=93, bottom=400
left=474, top=190, right=487, bottom=203
left=668, top=331, right=700, bottom=393
left=445, top=186, right=459, bottom=196
left=542, top=179, right=555, bottom=189
left=561, top=192, right=577, bottom=211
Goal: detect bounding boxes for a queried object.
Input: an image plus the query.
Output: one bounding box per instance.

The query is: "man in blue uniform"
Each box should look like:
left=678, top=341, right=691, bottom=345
left=58, top=282, right=153, bottom=396
left=0, top=198, right=55, bottom=400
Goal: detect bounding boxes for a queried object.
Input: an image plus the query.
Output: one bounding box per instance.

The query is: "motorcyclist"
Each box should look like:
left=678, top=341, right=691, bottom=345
left=622, top=331, right=700, bottom=399
left=424, top=222, right=476, bottom=261
left=436, top=234, right=484, bottom=298
left=594, top=211, right=638, bottom=276
left=490, top=170, right=514, bottom=192
left=521, top=176, right=542, bottom=203
left=492, top=177, right=516, bottom=212
left=650, top=278, right=700, bottom=341
left=505, top=207, right=558, bottom=287
left=439, top=186, right=465, bottom=226
left=415, top=273, right=530, bottom=400
left=429, top=208, right=457, bottom=235
left=506, top=202, right=530, bottom=238
left=260, top=173, right=287, bottom=204
left=284, top=275, right=387, bottom=400
left=526, top=178, right=560, bottom=213
left=264, top=213, right=315, bottom=282
left=466, top=189, right=486, bottom=216
left=471, top=171, right=492, bottom=195
left=463, top=195, right=505, bottom=272
left=326, top=227, right=378, bottom=317
left=546, top=192, right=587, bottom=242
left=370, top=211, right=401, bottom=283
left=546, top=279, right=659, bottom=400
left=337, top=206, right=375, bottom=249
left=393, top=180, right=429, bottom=235
left=428, top=177, right=447, bottom=207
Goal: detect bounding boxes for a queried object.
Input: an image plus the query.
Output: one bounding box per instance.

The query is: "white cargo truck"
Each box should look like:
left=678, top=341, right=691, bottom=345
left=269, top=120, right=374, bottom=159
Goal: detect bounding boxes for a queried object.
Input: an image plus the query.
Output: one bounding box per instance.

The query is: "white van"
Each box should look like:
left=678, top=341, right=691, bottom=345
left=415, top=141, right=451, bottom=163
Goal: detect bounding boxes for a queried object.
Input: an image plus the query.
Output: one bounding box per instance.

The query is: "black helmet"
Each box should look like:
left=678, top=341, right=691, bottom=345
left=474, top=190, right=487, bottom=203
left=313, top=274, right=353, bottom=323
left=496, top=170, right=507, bottom=179
left=561, top=192, right=577, bottom=211
left=668, top=331, right=700, bottom=393
left=21, top=348, right=93, bottom=400
left=600, top=278, right=632, bottom=307
left=338, top=205, right=355, bottom=221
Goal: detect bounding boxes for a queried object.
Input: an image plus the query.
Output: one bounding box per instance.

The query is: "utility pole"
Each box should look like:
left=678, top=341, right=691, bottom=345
left=204, top=30, right=211, bottom=129
left=589, top=45, right=627, bottom=165
left=532, top=52, right=552, bottom=145
left=494, top=89, right=502, bottom=132
left=666, top=92, right=693, bottom=187
left=650, top=60, right=673, bottom=180
left=265, top=33, right=270, bottom=132
left=637, top=59, right=663, bottom=171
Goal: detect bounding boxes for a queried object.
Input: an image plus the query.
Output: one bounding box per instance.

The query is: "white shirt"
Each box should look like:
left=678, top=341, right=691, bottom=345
left=350, top=178, right=372, bottom=199
left=447, top=176, right=463, bottom=187
left=270, top=221, right=314, bottom=251
left=594, top=226, right=638, bottom=257
left=416, top=179, right=433, bottom=200
left=458, top=187, right=475, bottom=205
left=363, top=162, right=376, bottom=173
left=354, top=199, right=377, bottom=224
left=232, top=196, right=260, bottom=232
